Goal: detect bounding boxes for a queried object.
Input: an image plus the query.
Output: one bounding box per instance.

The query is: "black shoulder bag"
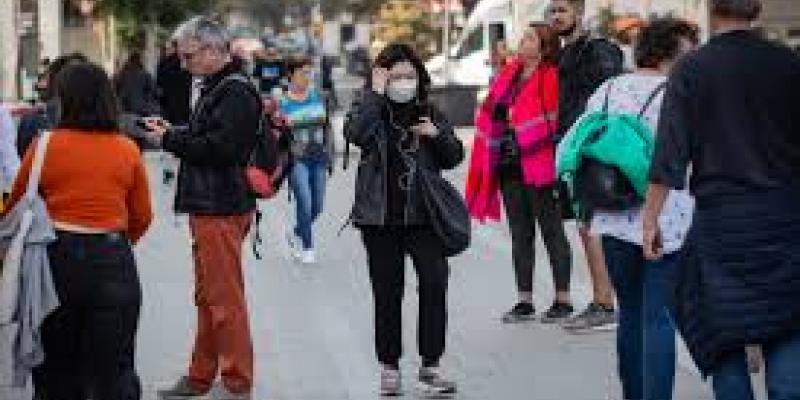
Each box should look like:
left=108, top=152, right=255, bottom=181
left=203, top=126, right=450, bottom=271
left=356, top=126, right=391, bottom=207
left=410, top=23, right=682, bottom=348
left=401, top=109, right=471, bottom=258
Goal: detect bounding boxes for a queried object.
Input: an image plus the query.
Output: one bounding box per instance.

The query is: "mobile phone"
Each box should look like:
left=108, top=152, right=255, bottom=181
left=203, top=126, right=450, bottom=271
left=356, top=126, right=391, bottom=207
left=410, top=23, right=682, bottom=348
left=137, top=116, right=165, bottom=131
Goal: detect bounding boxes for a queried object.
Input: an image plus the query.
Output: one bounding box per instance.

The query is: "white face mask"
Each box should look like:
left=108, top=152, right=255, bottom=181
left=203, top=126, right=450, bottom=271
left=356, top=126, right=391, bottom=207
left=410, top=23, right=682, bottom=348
left=387, top=78, right=418, bottom=103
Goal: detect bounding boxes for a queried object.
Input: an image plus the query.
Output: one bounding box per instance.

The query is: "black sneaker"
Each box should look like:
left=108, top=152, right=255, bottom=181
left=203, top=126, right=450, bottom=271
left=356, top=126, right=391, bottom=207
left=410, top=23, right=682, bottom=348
left=501, top=302, right=536, bottom=323
left=539, top=302, right=574, bottom=324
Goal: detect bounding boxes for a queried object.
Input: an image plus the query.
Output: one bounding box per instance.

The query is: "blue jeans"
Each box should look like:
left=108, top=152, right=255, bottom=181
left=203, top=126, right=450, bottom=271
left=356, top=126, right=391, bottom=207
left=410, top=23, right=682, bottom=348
left=289, top=158, right=327, bottom=250
left=712, top=331, right=800, bottom=400
left=602, top=236, right=677, bottom=400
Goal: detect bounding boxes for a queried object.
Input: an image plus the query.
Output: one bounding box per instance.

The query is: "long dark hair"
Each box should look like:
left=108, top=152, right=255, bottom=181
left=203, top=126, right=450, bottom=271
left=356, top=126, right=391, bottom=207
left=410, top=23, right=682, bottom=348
left=43, top=53, right=88, bottom=101
left=371, top=43, right=432, bottom=103
left=55, top=62, right=120, bottom=132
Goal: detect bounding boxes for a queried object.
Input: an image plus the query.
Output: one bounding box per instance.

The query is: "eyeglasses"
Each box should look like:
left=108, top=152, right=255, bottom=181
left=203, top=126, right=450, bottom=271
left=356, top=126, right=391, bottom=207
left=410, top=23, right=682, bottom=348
left=178, top=45, right=210, bottom=62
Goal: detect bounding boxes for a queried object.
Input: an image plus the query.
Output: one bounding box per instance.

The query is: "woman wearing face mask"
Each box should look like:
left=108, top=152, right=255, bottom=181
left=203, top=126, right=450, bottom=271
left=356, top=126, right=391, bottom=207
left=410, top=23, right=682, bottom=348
left=466, top=23, right=574, bottom=324
left=280, top=57, right=332, bottom=264
left=344, top=43, right=464, bottom=398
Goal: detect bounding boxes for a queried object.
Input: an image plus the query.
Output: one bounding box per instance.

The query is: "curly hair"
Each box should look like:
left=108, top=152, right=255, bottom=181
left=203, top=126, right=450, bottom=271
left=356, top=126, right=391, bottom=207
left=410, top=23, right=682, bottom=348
left=635, top=18, right=700, bottom=69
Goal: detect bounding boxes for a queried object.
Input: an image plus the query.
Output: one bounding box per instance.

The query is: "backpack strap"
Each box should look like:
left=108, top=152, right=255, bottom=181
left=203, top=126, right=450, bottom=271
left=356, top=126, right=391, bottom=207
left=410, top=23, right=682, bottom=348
left=637, top=81, right=667, bottom=119
left=602, top=78, right=616, bottom=113
left=24, top=130, right=52, bottom=204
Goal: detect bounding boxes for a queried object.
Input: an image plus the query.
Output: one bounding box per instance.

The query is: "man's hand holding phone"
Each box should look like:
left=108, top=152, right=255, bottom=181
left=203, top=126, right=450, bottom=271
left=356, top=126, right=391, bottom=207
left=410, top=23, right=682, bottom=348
left=141, top=116, right=171, bottom=136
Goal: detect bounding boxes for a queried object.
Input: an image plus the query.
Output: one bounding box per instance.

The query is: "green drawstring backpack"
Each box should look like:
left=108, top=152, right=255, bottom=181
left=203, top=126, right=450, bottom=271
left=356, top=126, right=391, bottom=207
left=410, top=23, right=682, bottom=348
left=557, top=80, right=665, bottom=220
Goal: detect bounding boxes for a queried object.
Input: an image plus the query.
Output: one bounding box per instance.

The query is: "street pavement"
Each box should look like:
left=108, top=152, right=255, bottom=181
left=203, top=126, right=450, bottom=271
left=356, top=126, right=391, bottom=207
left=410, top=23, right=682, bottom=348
left=133, top=123, right=717, bottom=400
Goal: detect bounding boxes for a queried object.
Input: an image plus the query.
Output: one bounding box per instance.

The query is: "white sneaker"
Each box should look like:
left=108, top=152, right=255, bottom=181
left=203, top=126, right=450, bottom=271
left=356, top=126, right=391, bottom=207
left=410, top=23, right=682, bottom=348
left=380, top=364, right=402, bottom=396
left=300, top=249, right=317, bottom=264
left=286, top=229, right=301, bottom=259
left=417, top=367, right=457, bottom=398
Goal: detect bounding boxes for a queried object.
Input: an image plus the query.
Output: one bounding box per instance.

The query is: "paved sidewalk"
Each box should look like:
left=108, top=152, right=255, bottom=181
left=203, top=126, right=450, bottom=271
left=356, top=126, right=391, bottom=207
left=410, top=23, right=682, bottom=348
left=134, top=150, right=715, bottom=400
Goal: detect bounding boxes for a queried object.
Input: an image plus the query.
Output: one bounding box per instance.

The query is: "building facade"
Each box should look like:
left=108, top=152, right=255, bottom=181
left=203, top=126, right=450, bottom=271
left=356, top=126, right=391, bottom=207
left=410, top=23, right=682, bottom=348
left=1, top=0, right=115, bottom=100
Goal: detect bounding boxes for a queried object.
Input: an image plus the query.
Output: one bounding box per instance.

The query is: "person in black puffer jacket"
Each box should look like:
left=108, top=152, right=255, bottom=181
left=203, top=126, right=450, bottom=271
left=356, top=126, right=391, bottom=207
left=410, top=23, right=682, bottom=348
left=344, top=43, right=464, bottom=398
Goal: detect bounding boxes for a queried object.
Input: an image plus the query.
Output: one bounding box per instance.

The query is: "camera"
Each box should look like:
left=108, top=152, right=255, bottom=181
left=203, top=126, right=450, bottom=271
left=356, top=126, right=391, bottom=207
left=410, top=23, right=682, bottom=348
left=492, top=103, right=510, bottom=123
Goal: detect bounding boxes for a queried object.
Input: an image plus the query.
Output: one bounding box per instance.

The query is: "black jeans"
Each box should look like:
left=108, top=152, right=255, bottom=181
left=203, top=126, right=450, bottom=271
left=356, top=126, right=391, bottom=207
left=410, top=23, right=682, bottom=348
left=33, top=231, right=142, bottom=400
left=360, top=226, right=450, bottom=368
left=500, top=175, right=572, bottom=293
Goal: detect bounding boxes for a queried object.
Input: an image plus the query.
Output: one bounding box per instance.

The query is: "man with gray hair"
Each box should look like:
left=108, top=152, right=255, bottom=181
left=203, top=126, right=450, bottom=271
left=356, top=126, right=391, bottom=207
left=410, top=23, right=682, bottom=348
left=643, top=0, right=800, bottom=399
left=144, top=16, right=262, bottom=400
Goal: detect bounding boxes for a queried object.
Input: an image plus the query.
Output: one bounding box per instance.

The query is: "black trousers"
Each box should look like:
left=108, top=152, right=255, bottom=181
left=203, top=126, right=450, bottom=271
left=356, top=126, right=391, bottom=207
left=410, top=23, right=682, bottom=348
left=500, top=175, right=572, bottom=294
left=33, top=231, right=142, bottom=400
left=360, top=226, right=450, bottom=368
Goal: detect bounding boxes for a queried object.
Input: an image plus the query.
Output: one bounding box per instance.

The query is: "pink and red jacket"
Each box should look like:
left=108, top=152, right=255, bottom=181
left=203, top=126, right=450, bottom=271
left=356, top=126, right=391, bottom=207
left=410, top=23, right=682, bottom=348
left=465, top=59, right=559, bottom=222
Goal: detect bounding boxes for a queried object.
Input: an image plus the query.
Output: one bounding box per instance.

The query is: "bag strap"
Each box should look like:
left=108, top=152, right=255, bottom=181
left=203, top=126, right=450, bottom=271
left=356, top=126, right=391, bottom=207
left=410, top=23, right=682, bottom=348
left=602, top=78, right=616, bottom=113
left=637, top=81, right=667, bottom=119
left=502, top=66, right=527, bottom=108
left=24, top=130, right=52, bottom=203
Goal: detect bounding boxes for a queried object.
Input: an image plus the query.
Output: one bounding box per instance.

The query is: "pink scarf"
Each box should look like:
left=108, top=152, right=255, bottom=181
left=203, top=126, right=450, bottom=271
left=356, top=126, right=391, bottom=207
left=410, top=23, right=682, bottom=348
left=465, top=59, right=559, bottom=223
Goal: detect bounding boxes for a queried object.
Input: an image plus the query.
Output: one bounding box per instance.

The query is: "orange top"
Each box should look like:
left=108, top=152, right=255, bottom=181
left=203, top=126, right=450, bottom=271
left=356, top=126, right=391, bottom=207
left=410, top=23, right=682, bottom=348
left=6, top=129, right=153, bottom=243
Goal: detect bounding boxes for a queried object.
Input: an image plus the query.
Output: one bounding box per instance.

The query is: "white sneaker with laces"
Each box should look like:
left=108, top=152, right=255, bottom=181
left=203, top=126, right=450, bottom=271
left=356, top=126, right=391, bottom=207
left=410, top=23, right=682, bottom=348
left=380, top=364, right=402, bottom=396
left=417, top=367, right=457, bottom=398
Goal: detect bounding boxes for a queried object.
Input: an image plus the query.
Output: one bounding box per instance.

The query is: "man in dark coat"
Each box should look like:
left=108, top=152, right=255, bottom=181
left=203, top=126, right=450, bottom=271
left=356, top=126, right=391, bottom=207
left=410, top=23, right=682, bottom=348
left=643, top=0, right=800, bottom=398
left=548, top=0, right=624, bottom=330
left=146, top=17, right=262, bottom=400
left=156, top=40, right=193, bottom=184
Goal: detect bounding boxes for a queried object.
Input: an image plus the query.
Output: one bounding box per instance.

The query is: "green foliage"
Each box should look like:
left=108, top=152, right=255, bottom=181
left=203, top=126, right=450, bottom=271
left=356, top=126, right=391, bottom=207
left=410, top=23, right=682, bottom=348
left=95, top=0, right=211, bottom=48
left=320, top=0, right=384, bottom=20
left=596, top=6, right=617, bottom=38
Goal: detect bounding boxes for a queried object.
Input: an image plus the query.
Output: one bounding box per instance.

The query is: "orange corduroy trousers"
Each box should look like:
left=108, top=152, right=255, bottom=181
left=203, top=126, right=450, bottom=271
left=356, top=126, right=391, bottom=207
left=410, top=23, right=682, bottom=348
left=186, top=213, right=254, bottom=394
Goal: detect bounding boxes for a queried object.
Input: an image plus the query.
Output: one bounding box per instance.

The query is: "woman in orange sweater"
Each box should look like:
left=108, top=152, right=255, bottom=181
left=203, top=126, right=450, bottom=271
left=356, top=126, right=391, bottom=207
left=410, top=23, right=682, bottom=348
left=5, top=62, right=153, bottom=400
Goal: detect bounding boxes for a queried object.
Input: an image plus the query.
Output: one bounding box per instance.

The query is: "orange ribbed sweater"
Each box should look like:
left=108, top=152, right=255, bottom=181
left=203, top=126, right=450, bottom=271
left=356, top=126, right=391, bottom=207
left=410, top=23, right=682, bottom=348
left=6, top=129, right=153, bottom=243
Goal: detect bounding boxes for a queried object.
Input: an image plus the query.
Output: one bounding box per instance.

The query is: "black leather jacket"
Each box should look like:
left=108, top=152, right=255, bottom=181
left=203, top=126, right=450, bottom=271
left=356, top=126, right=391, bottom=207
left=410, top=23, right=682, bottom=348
left=162, top=63, right=261, bottom=215
left=344, top=91, right=464, bottom=226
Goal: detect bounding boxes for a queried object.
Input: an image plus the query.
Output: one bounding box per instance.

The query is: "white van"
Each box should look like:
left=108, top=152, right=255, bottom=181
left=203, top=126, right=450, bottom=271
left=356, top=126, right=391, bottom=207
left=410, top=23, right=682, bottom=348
left=427, top=0, right=553, bottom=86
left=426, top=3, right=512, bottom=87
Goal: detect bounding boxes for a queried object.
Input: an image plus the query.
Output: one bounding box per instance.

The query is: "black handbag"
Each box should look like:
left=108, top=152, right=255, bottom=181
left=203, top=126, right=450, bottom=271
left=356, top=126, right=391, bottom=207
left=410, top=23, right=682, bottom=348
left=417, top=168, right=471, bottom=258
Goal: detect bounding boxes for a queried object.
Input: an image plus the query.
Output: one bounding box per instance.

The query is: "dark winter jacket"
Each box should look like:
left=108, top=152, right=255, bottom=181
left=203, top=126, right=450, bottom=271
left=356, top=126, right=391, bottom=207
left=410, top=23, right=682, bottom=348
left=114, top=68, right=160, bottom=116
left=156, top=55, right=192, bottom=125
left=162, top=63, right=261, bottom=215
left=16, top=100, right=57, bottom=157
left=556, top=34, right=623, bottom=141
left=344, top=91, right=464, bottom=226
